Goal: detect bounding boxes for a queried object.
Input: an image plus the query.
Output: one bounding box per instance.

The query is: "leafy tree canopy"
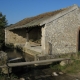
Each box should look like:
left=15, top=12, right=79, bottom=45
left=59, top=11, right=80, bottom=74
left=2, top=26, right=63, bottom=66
left=0, top=12, right=7, bottom=28
left=0, top=12, right=7, bottom=49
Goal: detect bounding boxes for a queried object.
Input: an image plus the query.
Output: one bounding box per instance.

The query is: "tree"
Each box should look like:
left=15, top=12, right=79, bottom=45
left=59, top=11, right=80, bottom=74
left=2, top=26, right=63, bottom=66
left=0, top=12, right=7, bottom=27
left=0, top=12, right=7, bottom=50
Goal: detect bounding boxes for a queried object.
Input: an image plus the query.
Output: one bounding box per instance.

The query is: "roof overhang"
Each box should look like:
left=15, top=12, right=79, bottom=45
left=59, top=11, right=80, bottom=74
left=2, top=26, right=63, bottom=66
left=5, top=4, right=79, bottom=30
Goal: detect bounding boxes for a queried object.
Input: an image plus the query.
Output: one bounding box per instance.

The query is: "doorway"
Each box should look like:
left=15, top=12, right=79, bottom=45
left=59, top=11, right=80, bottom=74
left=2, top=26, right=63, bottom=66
left=78, top=30, right=80, bottom=51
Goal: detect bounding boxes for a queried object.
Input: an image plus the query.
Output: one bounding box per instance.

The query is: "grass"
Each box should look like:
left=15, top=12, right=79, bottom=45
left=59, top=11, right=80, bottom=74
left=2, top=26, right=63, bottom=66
left=0, top=74, right=5, bottom=80
left=63, top=60, right=80, bottom=73
left=10, top=74, right=18, bottom=80
left=0, top=73, right=18, bottom=80
left=50, top=52, right=80, bottom=74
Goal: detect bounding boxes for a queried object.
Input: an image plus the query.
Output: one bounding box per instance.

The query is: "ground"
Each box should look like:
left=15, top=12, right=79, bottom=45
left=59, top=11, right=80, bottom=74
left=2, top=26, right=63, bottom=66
left=1, top=50, right=80, bottom=80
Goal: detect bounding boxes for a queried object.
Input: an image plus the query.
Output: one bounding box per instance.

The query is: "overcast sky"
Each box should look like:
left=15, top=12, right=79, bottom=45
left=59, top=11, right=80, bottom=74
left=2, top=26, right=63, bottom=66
left=0, top=0, right=80, bottom=25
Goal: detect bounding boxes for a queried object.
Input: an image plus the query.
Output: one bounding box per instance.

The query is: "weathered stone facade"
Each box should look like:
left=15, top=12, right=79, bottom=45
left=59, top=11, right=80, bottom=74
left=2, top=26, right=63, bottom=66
left=5, top=28, right=26, bottom=45
left=44, top=8, right=80, bottom=55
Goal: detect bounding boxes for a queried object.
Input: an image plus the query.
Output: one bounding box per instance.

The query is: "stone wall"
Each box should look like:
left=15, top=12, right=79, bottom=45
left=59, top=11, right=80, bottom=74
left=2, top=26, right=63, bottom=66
left=45, top=9, right=80, bottom=55
left=5, top=28, right=26, bottom=45
left=5, top=27, right=42, bottom=47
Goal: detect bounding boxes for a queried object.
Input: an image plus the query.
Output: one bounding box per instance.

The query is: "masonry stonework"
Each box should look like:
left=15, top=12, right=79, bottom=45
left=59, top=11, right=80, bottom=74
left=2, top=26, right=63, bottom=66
left=45, top=9, right=80, bottom=55
left=5, top=29, right=26, bottom=46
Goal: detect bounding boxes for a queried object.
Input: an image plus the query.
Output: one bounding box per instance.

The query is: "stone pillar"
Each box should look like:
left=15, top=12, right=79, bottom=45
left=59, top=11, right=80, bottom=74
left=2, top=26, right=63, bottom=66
left=41, top=27, right=46, bottom=54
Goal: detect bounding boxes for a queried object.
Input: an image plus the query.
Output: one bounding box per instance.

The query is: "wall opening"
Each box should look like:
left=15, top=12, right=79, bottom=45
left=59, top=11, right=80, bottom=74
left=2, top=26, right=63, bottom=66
left=29, top=27, right=41, bottom=46
left=78, top=30, right=80, bottom=51
left=10, top=28, right=26, bottom=43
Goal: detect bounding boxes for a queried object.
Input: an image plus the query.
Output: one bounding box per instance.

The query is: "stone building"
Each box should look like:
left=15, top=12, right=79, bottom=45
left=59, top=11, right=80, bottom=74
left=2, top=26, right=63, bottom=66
left=5, top=4, right=80, bottom=58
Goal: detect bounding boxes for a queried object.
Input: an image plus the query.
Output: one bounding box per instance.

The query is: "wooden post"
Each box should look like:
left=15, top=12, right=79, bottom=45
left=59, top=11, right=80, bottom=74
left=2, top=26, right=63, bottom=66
left=26, top=28, right=29, bottom=42
left=26, top=32, right=29, bottom=42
